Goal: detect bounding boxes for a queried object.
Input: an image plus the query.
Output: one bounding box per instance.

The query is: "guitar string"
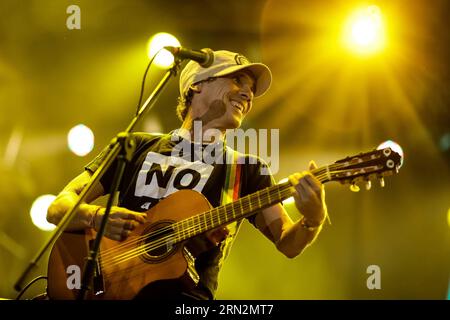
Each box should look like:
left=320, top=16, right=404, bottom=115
left=98, top=163, right=343, bottom=259
left=99, top=185, right=286, bottom=259
left=101, top=173, right=334, bottom=270
left=100, top=169, right=340, bottom=270
left=98, top=162, right=351, bottom=261
left=100, top=185, right=292, bottom=266
left=101, top=157, right=389, bottom=269
left=100, top=152, right=386, bottom=259
left=100, top=186, right=297, bottom=270
left=99, top=170, right=337, bottom=269
left=97, top=160, right=362, bottom=259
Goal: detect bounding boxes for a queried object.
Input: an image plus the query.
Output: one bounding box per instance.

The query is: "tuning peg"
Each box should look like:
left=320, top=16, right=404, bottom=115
left=350, top=183, right=360, bottom=192
left=365, top=180, right=372, bottom=190
left=379, top=177, right=385, bottom=187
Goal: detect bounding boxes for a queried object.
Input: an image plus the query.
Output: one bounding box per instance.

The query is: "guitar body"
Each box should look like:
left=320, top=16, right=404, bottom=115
left=47, top=189, right=212, bottom=300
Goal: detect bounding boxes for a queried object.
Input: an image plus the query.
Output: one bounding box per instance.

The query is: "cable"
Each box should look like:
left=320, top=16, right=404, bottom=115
left=135, top=47, right=165, bottom=116
left=15, top=275, right=48, bottom=300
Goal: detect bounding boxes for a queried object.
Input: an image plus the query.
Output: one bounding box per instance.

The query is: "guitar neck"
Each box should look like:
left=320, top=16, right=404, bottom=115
left=174, top=166, right=331, bottom=242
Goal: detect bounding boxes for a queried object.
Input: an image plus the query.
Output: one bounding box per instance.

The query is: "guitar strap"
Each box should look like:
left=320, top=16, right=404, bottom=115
left=221, top=147, right=242, bottom=205
left=218, top=147, right=244, bottom=265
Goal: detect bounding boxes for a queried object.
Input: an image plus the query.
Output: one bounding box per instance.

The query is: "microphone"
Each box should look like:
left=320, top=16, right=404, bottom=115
left=164, top=46, right=214, bottom=68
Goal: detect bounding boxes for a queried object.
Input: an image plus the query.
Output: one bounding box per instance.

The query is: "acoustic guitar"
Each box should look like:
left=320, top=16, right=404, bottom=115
left=47, top=147, right=402, bottom=299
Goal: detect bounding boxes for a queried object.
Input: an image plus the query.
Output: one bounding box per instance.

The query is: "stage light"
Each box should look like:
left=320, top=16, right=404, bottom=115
left=342, top=5, right=386, bottom=55
left=377, top=140, right=404, bottom=167
left=30, top=195, right=57, bottom=231
left=147, top=32, right=180, bottom=68
left=67, top=124, right=94, bottom=157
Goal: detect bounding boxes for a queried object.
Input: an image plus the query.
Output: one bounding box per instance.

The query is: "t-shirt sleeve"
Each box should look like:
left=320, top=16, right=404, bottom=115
left=84, top=144, right=117, bottom=193
left=241, top=155, right=276, bottom=227
left=83, top=133, right=152, bottom=193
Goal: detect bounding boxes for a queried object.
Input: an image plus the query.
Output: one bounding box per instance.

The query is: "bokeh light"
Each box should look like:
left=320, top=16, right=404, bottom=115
left=147, top=32, right=180, bottom=68
left=67, top=124, right=94, bottom=157
left=342, top=5, right=386, bottom=55
left=30, top=195, right=57, bottom=231
left=439, top=133, right=450, bottom=152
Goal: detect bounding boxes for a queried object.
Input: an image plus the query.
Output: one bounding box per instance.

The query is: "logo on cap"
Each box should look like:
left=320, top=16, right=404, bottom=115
left=234, top=54, right=250, bottom=65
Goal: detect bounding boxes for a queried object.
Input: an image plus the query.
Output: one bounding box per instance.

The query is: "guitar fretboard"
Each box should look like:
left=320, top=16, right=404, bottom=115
left=173, top=166, right=330, bottom=242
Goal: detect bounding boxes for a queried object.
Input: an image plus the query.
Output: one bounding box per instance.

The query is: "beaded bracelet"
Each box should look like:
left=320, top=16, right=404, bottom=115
left=300, top=217, right=322, bottom=231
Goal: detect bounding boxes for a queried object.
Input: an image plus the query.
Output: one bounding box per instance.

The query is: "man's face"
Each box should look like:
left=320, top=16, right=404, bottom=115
left=190, top=70, right=256, bottom=130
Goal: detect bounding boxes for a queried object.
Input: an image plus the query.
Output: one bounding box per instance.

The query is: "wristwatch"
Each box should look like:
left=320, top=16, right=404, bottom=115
left=300, top=217, right=322, bottom=231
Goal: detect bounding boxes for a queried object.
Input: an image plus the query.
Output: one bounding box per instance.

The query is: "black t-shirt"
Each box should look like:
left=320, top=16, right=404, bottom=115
left=85, top=132, right=274, bottom=299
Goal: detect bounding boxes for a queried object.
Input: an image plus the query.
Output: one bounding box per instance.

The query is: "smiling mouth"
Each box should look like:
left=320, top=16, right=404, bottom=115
left=231, top=100, right=245, bottom=113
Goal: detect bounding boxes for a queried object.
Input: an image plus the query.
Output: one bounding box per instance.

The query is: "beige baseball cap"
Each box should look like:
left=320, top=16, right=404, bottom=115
left=179, top=50, right=272, bottom=101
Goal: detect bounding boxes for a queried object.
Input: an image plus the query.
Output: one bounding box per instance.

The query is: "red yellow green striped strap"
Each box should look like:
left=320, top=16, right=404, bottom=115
left=221, top=149, right=241, bottom=205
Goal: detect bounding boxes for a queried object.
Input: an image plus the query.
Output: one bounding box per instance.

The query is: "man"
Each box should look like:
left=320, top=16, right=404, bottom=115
left=47, top=50, right=328, bottom=300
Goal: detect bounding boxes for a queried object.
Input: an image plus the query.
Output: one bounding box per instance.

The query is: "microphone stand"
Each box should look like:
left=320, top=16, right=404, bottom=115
left=14, top=58, right=183, bottom=300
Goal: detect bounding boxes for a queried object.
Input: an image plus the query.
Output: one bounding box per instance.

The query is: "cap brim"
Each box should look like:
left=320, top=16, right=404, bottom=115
left=213, top=63, right=272, bottom=97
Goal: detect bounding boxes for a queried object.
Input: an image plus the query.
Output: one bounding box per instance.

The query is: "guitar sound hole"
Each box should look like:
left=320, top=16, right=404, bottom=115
left=139, top=221, right=177, bottom=263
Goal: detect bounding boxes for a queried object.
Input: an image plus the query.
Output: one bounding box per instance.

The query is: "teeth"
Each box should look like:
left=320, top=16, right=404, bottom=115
left=232, top=101, right=243, bottom=112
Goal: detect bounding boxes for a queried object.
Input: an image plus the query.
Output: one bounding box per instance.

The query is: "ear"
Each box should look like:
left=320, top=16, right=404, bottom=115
left=190, top=83, right=202, bottom=93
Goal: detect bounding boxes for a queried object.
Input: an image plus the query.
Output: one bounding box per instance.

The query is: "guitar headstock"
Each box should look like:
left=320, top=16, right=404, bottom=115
left=320, top=147, right=403, bottom=191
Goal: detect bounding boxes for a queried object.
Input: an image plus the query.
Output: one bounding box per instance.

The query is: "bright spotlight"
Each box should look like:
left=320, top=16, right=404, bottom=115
left=30, top=195, right=57, bottom=231
left=377, top=140, right=404, bottom=167
left=343, top=5, right=386, bottom=55
left=67, top=124, right=94, bottom=157
left=147, top=32, right=180, bottom=68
